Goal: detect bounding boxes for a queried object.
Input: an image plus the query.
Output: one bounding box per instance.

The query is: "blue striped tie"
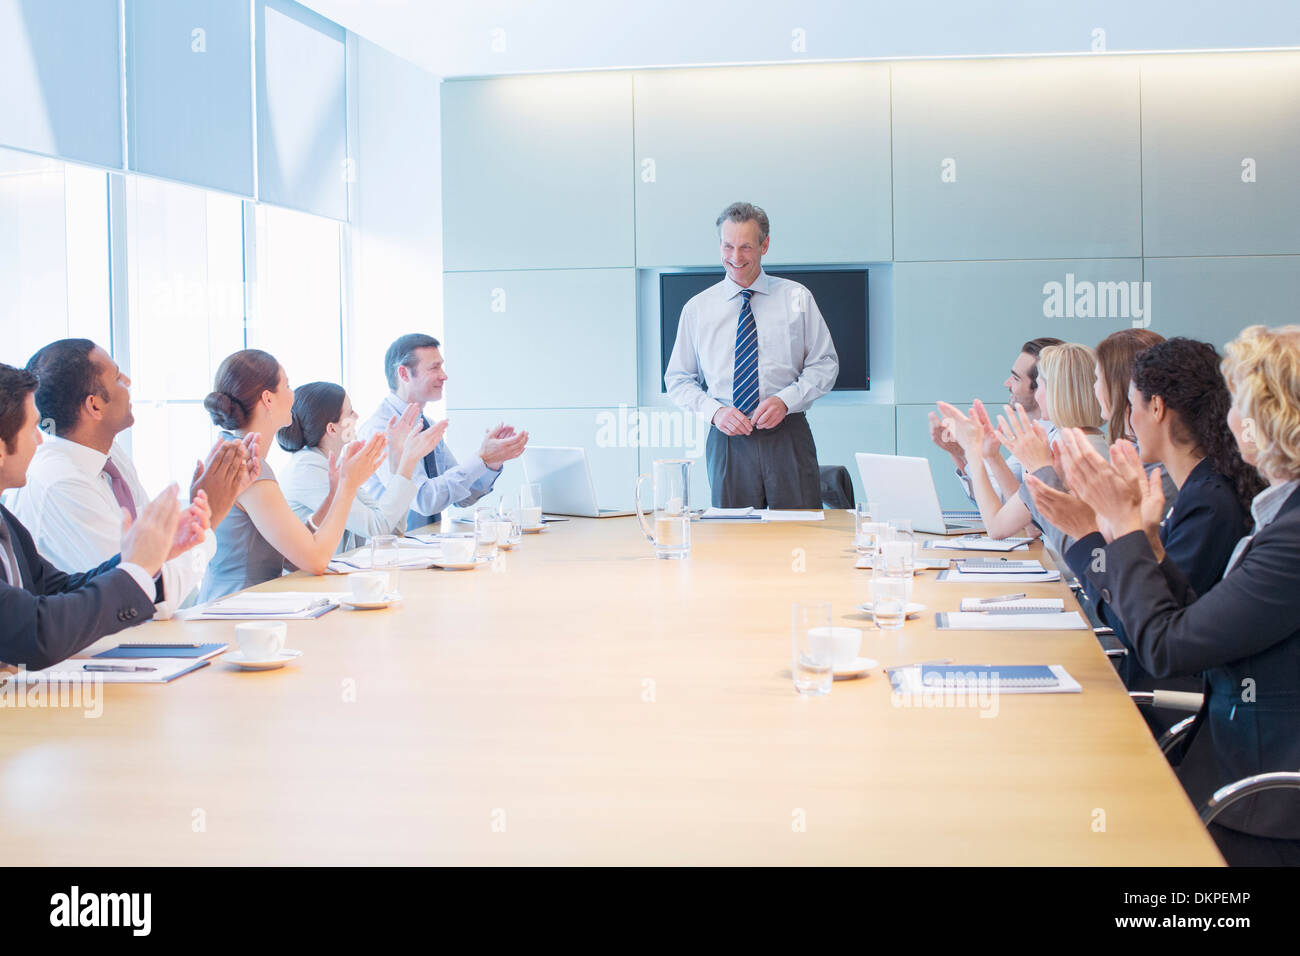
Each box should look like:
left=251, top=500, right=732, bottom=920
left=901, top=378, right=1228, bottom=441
left=732, top=289, right=759, bottom=417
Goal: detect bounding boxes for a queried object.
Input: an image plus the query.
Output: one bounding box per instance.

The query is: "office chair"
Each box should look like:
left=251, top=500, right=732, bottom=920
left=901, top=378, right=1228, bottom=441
left=818, top=465, right=854, bottom=509
left=1129, top=690, right=1300, bottom=827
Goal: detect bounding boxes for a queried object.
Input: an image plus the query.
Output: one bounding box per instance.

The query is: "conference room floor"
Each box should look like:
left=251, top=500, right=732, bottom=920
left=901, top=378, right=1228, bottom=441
left=0, top=512, right=1221, bottom=865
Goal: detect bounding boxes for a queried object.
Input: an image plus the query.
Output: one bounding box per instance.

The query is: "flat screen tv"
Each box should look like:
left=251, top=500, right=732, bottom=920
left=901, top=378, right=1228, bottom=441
left=659, top=268, right=868, bottom=392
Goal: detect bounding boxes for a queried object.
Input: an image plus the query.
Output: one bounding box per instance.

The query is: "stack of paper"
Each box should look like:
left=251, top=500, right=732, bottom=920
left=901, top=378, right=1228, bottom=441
left=937, top=567, right=1061, bottom=583
left=758, top=510, right=825, bottom=521
left=958, top=597, right=1065, bottom=613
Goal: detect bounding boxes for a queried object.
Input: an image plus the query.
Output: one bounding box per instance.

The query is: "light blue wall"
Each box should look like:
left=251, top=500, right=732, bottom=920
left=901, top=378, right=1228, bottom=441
left=441, top=50, right=1300, bottom=511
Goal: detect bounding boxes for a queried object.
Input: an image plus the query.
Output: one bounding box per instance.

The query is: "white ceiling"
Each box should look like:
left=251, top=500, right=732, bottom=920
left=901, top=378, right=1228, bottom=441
left=302, top=0, right=1300, bottom=79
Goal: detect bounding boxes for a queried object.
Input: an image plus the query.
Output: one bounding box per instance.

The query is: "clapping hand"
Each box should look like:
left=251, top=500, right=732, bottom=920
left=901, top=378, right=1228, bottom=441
left=935, top=401, right=992, bottom=460
left=338, top=434, right=388, bottom=491
left=1111, top=440, right=1167, bottom=558
left=121, top=484, right=184, bottom=577
left=995, top=404, right=1053, bottom=473
left=168, top=489, right=212, bottom=561
left=479, top=423, right=529, bottom=469
left=1055, top=429, right=1144, bottom=540
left=384, top=403, right=423, bottom=471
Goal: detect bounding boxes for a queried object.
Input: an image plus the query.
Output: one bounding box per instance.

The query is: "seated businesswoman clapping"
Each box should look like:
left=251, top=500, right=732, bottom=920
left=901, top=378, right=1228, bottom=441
left=278, top=382, right=443, bottom=555
left=1037, top=339, right=1263, bottom=718
left=1028, top=325, right=1300, bottom=866
left=198, top=350, right=387, bottom=602
left=938, top=342, right=1107, bottom=553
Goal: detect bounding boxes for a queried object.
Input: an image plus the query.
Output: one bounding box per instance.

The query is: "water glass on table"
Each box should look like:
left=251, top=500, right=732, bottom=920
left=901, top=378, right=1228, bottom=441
left=519, top=483, right=544, bottom=529
left=474, top=505, right=500, bottom=559
left=792, top=601, right=834, bottom=696
left=868, top=574, right=908, bottom=630
left=854, top=508, right=888, bottom=557
left=369, top=534, right=400, bottom=594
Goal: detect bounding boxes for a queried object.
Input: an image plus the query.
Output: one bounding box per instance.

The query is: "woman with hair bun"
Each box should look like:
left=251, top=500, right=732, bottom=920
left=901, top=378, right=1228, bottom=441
left=198, top=350, right=387, bottom=602
left=1028, top=325, right=1300, bottom=865
left=279, top=382, right=444, bottom=554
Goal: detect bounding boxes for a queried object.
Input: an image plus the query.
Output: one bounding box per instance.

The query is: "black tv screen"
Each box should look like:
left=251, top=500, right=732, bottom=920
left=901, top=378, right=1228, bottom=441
left=659, top=269, right=869, bottom=392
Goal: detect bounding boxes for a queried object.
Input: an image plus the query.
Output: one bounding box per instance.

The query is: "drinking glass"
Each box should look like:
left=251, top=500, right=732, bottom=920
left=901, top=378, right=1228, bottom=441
left=370, top=534, right=400, bottom=594
left=474, top=505, right=500, bottom=560
left=869, top=575, right=907, bottom=630
left=855, top=511, right=888, bottom=557
left=496, top=500, right=522, bottom=548
left=792, top=601, right=834, bottom=696
left=519, top=483, right=544, bottom=528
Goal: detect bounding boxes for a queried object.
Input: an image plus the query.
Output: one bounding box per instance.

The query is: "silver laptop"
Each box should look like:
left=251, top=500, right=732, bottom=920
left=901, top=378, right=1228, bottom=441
left=522, top=446, right=634, bottom=518
left=854, top=452, right=984, bottom=535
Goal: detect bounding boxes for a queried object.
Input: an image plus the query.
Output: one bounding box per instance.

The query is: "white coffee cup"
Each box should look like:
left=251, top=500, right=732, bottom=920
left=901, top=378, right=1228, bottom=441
left=441, top=533, right=476, bottom=564
left=349, top=571, right=388, bottom=602
left=807, top=626, right=862, bottom=667
left=520, top=506, right=543, bottom=528
left=235, top=621, right=286, bottom=660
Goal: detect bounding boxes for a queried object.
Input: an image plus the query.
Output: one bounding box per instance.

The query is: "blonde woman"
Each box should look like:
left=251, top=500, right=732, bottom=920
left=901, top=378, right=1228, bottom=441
left=937, top=342, right=1105, bottom=550
left=1027, top=325, right=1300, bottom=866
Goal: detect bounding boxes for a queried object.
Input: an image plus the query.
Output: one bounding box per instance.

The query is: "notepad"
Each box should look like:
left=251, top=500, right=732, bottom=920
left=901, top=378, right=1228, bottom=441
left=959, top=597, right=1065, bottom=613
left=9, top=658, right=212, bottom=684
left=889, top=664, right=1081, bottom=695
left=925, top=536, right=1031, bottom=552
left=956, top=558, right=1046, bottom=573
left=937, top=568, right=1061, bottom=583
left=180, top=592, right=343, bottom=621
left=699, top=507, right=763, bottom=520
left=759, top=510, right=825, bottom=521
left=94, top=642, right=228, bottom=660
left=936, top=611, right=1088, bottom=630
left=329, top=549, right=442, bottom=572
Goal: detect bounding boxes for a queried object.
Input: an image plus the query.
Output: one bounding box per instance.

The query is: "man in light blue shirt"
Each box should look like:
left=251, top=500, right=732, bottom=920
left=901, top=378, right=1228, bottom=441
left=360, top=333, right=528, bottom=529
left=664, top=202, right=839, bottom=508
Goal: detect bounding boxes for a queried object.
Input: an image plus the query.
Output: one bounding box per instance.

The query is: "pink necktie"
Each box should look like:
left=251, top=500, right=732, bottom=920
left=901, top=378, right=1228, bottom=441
left=102, top=458, right=137, bottom=521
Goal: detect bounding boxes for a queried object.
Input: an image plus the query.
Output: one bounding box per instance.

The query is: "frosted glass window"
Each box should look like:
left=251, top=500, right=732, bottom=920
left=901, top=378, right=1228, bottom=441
left=0, top=147, right=110, bottom=368
left=248, top=202, right=344, bottom=389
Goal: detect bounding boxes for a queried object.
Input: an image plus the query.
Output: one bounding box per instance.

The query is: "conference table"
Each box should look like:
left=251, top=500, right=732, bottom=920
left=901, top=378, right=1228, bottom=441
left=0, top=511, right=1222, bottom=865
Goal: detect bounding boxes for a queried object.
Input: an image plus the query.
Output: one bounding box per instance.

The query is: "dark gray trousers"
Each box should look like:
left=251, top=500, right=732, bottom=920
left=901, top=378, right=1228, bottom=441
left=705, top=411, right=821, bottom=509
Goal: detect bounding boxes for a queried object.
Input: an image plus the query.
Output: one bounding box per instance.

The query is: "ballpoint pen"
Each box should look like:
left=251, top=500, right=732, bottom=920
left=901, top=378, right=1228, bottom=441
left=84, top=664, right=157, bottom=672
left=977, top=593, right=1026, bottom=604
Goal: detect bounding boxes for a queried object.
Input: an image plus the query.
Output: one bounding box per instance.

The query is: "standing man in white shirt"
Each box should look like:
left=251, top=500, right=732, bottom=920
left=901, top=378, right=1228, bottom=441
left=359, top=333, right=529, bottom=529
left=9, top=339, right=254, bottom=617
left=665, top=202, right=839, bottom=508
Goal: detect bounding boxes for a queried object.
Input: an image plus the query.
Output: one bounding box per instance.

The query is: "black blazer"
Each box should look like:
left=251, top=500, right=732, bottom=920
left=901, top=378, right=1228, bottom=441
left=0, top=505, right=157, bottom=671
left=1086, top=486, right=1300, bottom=839
left=1065, top=458, right=1249, bottom=692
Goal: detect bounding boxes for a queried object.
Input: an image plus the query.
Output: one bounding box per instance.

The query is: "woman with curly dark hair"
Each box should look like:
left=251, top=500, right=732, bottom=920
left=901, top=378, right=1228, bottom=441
left=1044, top=339, right=1260, bottom=717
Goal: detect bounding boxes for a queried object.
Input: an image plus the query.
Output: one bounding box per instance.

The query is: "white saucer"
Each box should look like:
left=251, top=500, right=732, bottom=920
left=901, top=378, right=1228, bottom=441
left=522, top=524, right=547, bottom=534
left=833, top=656, right=878, bottom=680
left=223, top=648, right=304, bottom=670
left=433, top=559, right=478, bottom=570
left=341, top=593, right=400, bottom=610
left=856, top=601, right=926, bottom=619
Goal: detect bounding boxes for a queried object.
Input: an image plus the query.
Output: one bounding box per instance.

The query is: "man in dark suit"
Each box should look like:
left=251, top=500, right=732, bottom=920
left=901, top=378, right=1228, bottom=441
left=0, top=364, right=210, bottom=670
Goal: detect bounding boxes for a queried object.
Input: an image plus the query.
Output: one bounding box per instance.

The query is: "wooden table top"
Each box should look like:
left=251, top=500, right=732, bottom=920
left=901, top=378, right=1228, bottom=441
left=0, top=511, right=1222, bottom=865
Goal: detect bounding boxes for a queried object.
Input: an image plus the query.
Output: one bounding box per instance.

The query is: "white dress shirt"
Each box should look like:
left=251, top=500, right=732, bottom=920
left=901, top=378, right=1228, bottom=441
left=280, top=447, right=418, bottom=554
left=1223, top=479, right=1299, bottom=577
left=664, top=268, right=839, bottom=421
left=7, top=434, right=214, bottom=617
left=358, top=392, right=500, bottom=520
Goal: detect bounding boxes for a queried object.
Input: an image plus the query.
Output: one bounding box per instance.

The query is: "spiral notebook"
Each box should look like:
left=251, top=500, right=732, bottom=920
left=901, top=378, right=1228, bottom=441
left=889, top=664, right=1081, bottom=695
left=925, top=536, right=1031, bottom=552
